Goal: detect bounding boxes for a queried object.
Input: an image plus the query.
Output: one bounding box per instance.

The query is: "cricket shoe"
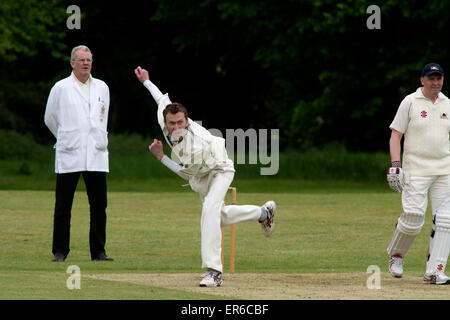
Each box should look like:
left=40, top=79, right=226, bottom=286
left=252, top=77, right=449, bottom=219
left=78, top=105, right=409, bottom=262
left=423, top=265, right=450, bottom=285
left=388, top=254, right=403, bottom=278
left=260, top=201, right=276, bottom=237
left=199, top=269, right=223, bottom=287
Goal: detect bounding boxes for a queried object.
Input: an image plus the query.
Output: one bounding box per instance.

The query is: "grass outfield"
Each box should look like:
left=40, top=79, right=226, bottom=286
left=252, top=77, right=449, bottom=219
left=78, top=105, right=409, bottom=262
left=0, top=188, right=444, bottom=300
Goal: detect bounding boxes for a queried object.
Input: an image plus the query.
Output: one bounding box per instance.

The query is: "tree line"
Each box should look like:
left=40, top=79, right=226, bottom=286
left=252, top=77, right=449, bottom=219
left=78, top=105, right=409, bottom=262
left=1, top=0, right=449, bottom=152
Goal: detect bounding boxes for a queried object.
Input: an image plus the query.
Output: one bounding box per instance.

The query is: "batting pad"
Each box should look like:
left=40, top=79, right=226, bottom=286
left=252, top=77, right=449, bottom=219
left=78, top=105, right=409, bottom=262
left=426, top=203, right=450, bottom=274
left=387, top=211, right=425, bottom=258
left=425, top=215, right=436, bottom=265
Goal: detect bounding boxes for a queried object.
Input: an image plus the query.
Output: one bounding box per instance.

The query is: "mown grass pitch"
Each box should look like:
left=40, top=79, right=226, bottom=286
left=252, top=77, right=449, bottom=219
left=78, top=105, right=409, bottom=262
left=0, top=189, right=446, bottom=299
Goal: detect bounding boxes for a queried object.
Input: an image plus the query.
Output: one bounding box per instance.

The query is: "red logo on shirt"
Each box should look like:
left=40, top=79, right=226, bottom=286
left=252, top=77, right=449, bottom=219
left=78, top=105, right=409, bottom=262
left=421, top=110, right=427, bottom=118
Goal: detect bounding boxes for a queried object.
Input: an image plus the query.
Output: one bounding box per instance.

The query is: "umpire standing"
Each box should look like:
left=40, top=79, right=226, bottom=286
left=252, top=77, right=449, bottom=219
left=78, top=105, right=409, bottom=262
left=44, top=45, right=113, bottom=262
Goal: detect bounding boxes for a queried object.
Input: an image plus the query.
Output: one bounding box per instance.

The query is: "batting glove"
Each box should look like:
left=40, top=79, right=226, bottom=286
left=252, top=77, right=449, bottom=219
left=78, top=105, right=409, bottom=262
left=387, top=162, right=408, bottom=193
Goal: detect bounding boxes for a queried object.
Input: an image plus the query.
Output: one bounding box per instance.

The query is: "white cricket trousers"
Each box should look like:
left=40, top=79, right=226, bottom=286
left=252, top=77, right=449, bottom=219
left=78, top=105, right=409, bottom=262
left=198, top=171, right=261, bottom=273
left=387, top=175, right=450, bottom=262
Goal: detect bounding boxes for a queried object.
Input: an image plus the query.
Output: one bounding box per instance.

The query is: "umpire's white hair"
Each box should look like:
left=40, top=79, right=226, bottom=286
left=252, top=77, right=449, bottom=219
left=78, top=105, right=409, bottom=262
left=71, top=45, right=92, bottom=60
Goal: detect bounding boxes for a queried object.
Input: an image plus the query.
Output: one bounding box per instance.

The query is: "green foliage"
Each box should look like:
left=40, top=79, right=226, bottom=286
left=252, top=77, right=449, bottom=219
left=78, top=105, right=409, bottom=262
left=152, top=0, right=450, bottom=150
left=108, top=133, right=175, bottom=180
left=5, top=1, right=450, bottom=153
left=234, top=141, right=389, bottom=182
left=0, top=0, right=68, bottom=143
left=0, top=0, right=67, bottom=62
left=0, top=129, right=49, bottom=161
left=280, top=143, right=389, bottom=181
left=0, top=131, right=390, bottom=191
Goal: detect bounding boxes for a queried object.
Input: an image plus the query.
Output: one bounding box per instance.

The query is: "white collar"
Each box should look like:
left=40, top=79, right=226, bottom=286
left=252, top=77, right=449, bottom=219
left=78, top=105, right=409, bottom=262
left=416, top=87, right=446, bottom=103
left=72, top=72, right=91, bottom=86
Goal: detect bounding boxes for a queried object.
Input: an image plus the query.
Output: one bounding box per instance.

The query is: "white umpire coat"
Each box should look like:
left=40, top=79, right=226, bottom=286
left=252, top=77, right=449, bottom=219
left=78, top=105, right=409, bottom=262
left=44, top=72, right=110, bottom=173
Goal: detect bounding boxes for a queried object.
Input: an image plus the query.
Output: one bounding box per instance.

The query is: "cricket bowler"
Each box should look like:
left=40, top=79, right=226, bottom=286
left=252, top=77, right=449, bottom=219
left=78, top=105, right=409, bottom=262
left=134, top=66, right=277, bottom=287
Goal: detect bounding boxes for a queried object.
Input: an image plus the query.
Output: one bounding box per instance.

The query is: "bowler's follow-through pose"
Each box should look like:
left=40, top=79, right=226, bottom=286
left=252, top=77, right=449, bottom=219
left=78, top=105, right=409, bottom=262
left=387, top=63, right=450, bottom=284
left=134, top=66, right=277, bottom=287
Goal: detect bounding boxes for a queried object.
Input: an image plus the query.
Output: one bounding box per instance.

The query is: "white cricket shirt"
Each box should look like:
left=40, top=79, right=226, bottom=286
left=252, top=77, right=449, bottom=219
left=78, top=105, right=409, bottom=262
left=390, top=87, right=450, bottom=176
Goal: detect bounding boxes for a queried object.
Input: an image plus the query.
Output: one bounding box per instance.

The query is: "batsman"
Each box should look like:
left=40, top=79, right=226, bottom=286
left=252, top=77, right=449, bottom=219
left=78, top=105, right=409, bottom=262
left=387, top=63, right=450, bottom=284
left=134, top=66, right=277, bottom=287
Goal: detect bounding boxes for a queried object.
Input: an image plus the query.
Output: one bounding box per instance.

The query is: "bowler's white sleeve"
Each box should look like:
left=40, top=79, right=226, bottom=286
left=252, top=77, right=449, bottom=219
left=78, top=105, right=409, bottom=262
left=143, top=80, right=163, bottom=102
left=143, top=79, right=171, bottom=131
left=44, top=85, right=60, bottom=138
left=161, top=155, right=190, bottom=180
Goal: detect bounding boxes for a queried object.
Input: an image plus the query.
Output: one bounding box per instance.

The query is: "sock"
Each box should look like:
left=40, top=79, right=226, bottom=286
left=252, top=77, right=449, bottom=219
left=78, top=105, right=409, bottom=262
left=259, top=206, right=268, bottom=222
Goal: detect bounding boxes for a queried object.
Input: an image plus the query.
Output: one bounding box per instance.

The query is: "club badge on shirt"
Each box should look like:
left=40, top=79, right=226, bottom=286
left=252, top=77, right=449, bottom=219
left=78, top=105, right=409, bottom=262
left=98, top=97, right=105, bottom=122
left=421, top=110, right=427, bottom=118
left=441, top=112, right=448, bottom=120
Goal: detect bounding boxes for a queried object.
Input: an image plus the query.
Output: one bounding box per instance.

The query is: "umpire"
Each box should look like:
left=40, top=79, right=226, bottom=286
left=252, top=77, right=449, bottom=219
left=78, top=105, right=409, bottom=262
left=44, top=45, right=113, bottom=262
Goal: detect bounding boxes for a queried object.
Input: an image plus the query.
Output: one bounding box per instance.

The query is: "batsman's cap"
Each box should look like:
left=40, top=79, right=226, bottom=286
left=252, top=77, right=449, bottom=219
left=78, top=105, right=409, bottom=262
left=421, top=63, right=444, bottom=77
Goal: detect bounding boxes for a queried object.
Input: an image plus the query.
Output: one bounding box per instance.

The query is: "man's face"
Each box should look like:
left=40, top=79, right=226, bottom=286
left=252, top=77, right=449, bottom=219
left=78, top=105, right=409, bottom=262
left=165, top=112, right=189, bottom=136
left=421, top=74, right=444, bottom=96
left=70, top=50, right=92, bottom=81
